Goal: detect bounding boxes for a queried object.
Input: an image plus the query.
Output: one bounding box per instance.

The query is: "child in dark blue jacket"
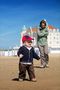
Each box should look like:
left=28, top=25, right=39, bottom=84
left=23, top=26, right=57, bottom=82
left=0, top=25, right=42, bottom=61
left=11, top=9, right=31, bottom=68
left=17, top=35, right=40, bottom=82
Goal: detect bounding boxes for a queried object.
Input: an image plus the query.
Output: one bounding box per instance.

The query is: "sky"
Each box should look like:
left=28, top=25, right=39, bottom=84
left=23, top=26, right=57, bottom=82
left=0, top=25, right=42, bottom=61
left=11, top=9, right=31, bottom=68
left=0, top=0, right=60, bottom=49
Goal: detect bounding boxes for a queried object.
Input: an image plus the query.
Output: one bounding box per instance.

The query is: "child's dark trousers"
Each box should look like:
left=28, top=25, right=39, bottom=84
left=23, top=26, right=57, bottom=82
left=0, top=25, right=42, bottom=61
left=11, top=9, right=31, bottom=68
left=19, top=62, right=35, bottom=80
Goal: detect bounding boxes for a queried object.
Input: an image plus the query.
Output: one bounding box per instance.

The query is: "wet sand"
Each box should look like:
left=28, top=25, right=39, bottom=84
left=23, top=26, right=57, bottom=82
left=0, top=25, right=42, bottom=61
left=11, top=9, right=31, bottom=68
left=0, top=54, right=60, bottom=90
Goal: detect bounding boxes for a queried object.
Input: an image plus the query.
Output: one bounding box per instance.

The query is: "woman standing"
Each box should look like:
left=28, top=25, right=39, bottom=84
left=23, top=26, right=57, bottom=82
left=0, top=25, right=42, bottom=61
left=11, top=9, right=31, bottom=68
left=37, top=20, right=49, bottom=68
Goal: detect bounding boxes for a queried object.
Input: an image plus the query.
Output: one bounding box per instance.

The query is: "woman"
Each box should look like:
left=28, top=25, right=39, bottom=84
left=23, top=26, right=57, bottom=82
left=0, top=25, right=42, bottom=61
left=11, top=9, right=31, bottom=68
left=37, top=20, right=49, bottom=68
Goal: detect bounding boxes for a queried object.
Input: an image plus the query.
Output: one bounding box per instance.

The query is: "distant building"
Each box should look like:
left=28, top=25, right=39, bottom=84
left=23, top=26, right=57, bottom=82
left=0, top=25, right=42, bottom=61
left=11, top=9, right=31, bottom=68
left=0, top=46, right=19, bottom=56
left=48, top=25, right=60, bottom=48
left=47, top=25, right=60, bottom=53
left=20, top=25, right=27, bottom=46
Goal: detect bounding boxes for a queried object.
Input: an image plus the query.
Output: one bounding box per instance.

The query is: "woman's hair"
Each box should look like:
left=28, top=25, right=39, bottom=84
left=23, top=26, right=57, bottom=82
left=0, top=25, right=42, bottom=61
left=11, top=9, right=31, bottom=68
left=40, top=20, right=46, bottom=28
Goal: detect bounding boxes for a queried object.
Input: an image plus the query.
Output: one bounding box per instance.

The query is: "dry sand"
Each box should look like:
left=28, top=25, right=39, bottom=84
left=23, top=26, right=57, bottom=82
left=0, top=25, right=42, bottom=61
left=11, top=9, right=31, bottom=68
left=0, top=54, right=60, bottom=90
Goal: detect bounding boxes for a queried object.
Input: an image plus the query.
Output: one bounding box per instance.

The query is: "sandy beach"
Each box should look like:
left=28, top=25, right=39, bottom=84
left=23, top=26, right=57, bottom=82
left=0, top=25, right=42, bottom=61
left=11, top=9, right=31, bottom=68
left=0, top=54, right=60, bottom=90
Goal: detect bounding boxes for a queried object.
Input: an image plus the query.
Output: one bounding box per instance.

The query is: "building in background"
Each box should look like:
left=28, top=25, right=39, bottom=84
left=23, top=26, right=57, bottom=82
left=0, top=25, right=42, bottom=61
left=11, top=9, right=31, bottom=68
left=0, top=46, right=19, bottom=56
left=20, top=25, right=27, bottom=46
left=48, top=25, right=60, bottom=53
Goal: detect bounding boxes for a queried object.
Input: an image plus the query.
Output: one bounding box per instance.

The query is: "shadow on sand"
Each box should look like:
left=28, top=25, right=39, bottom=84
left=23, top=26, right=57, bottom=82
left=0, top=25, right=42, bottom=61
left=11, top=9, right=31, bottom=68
left=12, top=78, right=30, bottom=82
left=34, top=66, right=49, bottom=68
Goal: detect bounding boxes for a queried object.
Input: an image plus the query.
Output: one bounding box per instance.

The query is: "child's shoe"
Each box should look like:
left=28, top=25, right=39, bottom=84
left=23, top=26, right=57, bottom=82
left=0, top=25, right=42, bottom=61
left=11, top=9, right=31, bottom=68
left=18, top=78, right=23, bottom=81
left=46, top=64, right=49, bottom=68
left=40, top=65, right=45, bottom=68
left=31, top=78, right=37, bottom=82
